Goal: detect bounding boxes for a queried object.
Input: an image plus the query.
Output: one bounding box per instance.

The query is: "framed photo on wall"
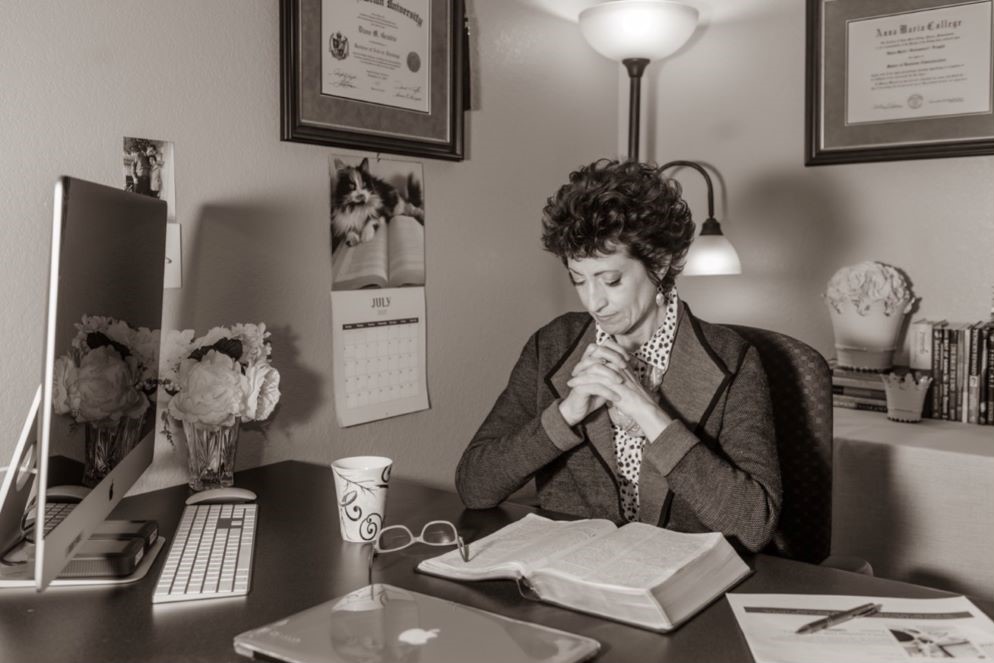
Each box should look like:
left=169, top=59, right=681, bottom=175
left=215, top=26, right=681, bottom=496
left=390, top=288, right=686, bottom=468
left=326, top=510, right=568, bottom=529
left=280, top=0, right=465, bottom=161
left=806, top=0, right=994, bottom=165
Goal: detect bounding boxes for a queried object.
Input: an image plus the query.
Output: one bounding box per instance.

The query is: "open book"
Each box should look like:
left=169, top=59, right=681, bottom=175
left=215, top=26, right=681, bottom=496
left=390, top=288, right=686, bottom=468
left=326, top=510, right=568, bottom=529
left=417, top=514, right=751, bottom=632
left=331, top=215, right=424, bottom=290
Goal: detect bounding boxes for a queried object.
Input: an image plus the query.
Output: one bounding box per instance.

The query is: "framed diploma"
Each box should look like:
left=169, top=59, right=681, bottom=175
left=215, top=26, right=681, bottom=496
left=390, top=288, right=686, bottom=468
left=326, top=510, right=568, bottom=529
left=280, top=0, right=465, bottom=161
left=806, top=0, right=994, bottom=165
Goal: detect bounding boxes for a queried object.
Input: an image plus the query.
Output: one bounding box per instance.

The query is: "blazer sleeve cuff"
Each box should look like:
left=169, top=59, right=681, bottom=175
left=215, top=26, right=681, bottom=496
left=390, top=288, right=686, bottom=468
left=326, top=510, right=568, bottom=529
left=541, top=400, right=584, bottom=452
left=644, top=419, right=699, bottom=476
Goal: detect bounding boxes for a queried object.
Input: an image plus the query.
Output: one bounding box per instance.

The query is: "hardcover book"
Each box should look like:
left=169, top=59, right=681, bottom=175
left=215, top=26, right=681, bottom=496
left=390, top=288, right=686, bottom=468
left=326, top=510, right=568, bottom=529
left=331, top=215, right=424, bottom=291
left=417, top=514, right=750, bottom=633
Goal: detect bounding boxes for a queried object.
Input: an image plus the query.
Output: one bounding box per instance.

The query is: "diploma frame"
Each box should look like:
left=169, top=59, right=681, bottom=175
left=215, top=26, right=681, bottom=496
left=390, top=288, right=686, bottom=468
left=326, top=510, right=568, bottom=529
left=806, top=0, right=994, bottom=165
left=280, top=0, right=465, bottom=161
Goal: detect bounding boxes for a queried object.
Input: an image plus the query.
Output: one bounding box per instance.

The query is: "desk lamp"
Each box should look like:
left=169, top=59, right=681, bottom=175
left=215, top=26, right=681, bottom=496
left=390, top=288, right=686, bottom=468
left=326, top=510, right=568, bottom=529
left=661, top=160, right=742, bottom=275
left=578, top=0, right=698, bottom=161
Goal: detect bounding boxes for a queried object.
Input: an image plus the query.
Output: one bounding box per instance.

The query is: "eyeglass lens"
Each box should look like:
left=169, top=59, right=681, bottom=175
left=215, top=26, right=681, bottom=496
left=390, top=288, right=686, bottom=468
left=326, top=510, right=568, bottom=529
left=420, top=522, right=458, bottom=545
left=377, top=527, right=414, bottom=552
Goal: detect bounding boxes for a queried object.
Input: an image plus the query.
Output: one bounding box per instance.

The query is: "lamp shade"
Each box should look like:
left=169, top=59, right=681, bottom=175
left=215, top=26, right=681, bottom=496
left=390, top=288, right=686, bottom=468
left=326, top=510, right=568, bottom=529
left=578, top=0, right=699, bottom=62
left=683, top=234, right=742, bottom=276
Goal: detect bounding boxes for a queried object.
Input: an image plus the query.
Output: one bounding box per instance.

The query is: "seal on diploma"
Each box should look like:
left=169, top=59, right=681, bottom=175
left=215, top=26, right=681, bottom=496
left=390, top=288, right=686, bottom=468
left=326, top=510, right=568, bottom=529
left=329, top=31, right=349, bottom=60
left=407, top=51, right=421, bottom=73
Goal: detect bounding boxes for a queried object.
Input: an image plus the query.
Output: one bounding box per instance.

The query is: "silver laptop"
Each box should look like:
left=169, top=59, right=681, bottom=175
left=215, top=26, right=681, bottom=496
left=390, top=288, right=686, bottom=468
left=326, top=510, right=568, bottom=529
left=233, top=584, right=600, bottom=663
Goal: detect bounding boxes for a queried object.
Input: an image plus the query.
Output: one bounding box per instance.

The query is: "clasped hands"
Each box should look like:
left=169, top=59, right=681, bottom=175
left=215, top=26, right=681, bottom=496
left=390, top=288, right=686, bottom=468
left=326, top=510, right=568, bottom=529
left=558, top=338, right=671, bottom=440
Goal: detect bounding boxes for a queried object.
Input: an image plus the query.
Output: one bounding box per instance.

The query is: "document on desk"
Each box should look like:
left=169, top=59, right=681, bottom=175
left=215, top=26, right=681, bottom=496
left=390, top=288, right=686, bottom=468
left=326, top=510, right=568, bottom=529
left=331, top=287, right=429, bottom=426
left=728, top=594, right=994, bottom=663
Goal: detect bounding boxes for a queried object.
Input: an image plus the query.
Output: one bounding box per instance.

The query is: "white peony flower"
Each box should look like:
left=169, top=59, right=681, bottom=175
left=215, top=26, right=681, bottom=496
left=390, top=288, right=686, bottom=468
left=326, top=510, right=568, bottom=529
left=230, top=323, right=270, bottom=365
left=168, top=350, right=247, bottom=429
left=52, top=355, right=77, bottom=415
left=242, top=362, right=280, bottom=421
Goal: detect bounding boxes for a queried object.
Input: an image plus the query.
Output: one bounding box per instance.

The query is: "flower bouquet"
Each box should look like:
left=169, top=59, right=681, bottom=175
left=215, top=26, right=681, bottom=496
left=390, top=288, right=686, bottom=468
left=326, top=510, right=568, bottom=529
left=52, top=316, right=159, bottom=486
left=160, top=323, right=280, bottom=491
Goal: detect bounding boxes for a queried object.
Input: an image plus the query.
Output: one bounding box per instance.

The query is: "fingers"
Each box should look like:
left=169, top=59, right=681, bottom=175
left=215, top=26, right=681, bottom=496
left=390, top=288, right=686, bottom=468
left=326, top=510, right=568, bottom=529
left=566, top=379, right=621, bottom=404
left=575, top=342, right=630, bottom=375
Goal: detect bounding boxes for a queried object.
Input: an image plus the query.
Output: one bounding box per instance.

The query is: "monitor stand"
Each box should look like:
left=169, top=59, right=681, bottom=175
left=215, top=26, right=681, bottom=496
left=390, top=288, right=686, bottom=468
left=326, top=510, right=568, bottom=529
left=0, top=387, right=164, bottom=589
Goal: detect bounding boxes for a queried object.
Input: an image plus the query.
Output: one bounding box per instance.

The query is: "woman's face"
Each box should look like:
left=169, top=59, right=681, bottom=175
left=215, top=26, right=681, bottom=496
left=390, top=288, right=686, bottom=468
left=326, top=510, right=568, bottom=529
left=567, top=248, right=663, bottom=341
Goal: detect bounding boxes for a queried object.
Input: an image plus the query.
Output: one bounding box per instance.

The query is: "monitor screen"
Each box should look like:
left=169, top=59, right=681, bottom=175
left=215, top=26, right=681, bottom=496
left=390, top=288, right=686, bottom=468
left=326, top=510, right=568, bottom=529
left=33, top=177, right=166, bottom=589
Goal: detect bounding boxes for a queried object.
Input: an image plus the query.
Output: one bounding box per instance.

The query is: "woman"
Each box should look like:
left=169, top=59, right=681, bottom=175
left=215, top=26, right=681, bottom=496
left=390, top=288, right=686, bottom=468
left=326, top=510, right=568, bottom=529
left=456, top=159, right=781, bottom=552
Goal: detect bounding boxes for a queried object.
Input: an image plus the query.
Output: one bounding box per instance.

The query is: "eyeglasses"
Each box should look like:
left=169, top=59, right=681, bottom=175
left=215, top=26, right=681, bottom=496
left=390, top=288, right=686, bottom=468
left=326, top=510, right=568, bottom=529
left=367, top=520, right=469, bottom=586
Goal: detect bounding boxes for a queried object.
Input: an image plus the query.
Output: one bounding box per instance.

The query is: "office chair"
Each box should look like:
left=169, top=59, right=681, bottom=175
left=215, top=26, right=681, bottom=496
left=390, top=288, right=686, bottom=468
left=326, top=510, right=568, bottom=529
left=727, top=325, right=870, bottom=574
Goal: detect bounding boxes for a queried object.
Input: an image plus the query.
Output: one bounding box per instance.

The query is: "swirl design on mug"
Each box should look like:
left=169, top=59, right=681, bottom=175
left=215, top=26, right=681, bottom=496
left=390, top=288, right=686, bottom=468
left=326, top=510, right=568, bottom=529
left=360, top=513, right=383, bottom=541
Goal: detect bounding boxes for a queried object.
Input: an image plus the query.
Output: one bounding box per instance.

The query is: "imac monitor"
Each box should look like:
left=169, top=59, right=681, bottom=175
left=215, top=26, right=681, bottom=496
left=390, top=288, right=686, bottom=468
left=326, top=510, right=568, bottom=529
left=0, top=177, right=166, bottom=590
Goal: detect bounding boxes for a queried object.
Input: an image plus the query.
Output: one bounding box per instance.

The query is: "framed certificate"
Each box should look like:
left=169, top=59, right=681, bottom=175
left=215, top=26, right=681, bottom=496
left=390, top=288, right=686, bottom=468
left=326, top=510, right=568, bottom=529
left=806, top=0, right=994, bottom=165
left=280, top=0, right=465, bottom=161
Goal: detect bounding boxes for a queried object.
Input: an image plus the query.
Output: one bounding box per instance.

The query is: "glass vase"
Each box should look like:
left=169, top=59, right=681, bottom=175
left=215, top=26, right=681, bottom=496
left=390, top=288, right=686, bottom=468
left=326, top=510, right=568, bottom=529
left=83, top=415, right=145, bottom=488
left=184, top=420, right=240, bottom=491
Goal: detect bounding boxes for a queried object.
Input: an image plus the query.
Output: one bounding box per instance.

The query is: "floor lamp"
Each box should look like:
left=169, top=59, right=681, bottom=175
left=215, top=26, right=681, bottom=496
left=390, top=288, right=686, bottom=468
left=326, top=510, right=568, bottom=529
left=578, top=0, right=698, bottom=161
left=579, top=2, right=741, bottom=275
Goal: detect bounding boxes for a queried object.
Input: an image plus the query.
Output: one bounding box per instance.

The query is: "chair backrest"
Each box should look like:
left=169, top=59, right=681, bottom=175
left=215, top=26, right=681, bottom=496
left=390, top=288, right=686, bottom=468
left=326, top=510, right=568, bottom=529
left=726, top=325, right=833, bottom=564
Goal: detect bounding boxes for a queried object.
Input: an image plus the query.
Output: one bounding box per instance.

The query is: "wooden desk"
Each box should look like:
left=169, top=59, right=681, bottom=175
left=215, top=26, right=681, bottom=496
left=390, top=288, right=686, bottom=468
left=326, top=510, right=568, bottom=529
left=1, top=460, right=990, bottom=663
left=832, top=407, right=994, bottom=598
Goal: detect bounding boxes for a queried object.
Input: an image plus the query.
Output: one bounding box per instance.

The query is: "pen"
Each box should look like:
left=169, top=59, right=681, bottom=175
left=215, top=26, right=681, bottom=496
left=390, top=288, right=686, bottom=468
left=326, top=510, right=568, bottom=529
left=796, top=602, right=882, bottom=634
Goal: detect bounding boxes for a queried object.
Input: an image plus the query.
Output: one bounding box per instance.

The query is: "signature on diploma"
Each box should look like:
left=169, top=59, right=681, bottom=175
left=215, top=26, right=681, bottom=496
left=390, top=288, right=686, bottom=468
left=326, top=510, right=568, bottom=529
left=873, top=103, right=902, bottom=110
left=330, top=71, right=358, bottom=89
left=394, top=84, right=423, bottom=101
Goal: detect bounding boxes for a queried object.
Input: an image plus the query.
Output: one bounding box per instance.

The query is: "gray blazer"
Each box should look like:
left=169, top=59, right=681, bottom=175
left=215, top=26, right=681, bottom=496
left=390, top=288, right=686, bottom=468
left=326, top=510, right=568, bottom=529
left=456, top=303, right=782, bottom=552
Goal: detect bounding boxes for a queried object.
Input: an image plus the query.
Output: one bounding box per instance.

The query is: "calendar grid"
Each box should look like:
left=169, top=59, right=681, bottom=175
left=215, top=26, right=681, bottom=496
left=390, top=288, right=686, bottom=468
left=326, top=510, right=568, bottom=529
left=341, top=317, right=421, bottom=409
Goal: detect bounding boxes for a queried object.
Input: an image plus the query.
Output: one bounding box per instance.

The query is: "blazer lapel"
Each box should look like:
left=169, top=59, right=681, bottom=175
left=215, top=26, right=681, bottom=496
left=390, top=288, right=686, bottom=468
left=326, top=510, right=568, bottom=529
left=658, top=302, right=728, bottom=432
left=546, top=320, right=618, bottom=476
left=639, top=303, right=730, bottom=526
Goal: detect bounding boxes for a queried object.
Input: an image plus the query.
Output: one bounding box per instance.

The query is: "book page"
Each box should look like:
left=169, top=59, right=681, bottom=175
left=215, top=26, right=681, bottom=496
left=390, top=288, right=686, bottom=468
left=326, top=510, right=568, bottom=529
left=418, top=514, right=615, bottom=579
left=386, top=215, right=425, bottom=287
left=537, top=522, right=721, bottom=589
left=331, top=226, right=388, bottom=291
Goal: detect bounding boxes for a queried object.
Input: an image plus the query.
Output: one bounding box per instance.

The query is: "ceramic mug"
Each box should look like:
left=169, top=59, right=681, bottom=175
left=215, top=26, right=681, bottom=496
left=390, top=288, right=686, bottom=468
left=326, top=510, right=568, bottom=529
left=331, top=456, right=393, bottom=543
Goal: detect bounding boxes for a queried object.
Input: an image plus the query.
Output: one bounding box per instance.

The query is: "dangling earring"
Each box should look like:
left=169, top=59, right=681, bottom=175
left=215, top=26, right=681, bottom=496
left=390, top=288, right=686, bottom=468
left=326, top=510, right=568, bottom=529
left=655, top=289, right=665, bottom=307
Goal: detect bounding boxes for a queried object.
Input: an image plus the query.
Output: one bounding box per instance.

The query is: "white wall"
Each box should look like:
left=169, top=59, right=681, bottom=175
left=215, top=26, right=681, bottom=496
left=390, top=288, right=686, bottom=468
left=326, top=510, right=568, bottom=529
left=640, top=1, right=994, bottom=356
left=0, top=1, right=616, bottom=493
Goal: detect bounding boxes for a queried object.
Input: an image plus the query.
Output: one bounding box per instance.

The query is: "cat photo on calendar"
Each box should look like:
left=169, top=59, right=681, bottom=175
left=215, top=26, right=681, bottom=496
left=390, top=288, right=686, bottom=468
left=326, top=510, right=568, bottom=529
left=329, top=155, right=426, bottom=292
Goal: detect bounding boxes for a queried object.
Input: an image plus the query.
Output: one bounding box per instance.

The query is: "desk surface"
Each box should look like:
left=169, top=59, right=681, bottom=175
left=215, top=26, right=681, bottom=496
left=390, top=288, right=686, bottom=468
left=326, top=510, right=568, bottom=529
left=1, top=460, right=991, bottom=663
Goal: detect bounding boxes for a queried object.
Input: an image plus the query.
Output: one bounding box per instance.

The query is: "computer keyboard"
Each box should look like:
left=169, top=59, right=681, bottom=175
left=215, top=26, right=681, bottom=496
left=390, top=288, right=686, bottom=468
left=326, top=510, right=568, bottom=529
left=152, top=503, right=257, bottom=604
left=43, top=502, right=77, bottom=536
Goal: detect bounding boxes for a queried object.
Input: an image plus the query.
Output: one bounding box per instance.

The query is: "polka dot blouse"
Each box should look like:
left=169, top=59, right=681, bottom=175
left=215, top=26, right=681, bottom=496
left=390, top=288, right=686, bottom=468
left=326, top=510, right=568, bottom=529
left=595, top=288, right=679, bottom=522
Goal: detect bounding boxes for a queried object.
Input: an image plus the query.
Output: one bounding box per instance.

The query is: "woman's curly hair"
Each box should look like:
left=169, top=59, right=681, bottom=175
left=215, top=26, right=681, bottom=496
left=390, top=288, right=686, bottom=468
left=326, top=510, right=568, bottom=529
left=541, top=159, right=695, bottom=293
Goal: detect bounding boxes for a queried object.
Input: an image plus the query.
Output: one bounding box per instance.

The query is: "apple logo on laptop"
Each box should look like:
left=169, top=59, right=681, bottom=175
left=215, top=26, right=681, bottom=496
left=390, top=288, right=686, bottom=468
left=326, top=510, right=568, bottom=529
left=398, top=628, right=439, bottom=646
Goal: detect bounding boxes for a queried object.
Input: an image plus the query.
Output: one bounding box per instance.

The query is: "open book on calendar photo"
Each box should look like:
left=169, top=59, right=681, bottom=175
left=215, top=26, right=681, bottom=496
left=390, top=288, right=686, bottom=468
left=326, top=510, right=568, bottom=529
left=331, top=215, right=425, bottom=291
left=417, top=513, right=751, bottom=632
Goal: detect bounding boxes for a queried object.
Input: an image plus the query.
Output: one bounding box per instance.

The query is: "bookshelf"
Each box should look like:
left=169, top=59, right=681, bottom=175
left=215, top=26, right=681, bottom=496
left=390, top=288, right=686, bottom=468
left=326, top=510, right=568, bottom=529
left=831, top=407, right=994, bottom=599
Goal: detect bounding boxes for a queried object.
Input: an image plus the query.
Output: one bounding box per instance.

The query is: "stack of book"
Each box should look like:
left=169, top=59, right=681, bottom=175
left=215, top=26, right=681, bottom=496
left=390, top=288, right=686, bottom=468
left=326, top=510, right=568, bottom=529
left=831, top=364, right=891, bottom=413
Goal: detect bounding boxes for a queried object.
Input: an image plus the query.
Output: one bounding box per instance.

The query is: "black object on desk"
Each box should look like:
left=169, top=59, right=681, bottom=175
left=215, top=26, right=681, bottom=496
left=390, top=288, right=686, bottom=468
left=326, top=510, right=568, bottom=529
left=1, top=461, right=991, bottom=663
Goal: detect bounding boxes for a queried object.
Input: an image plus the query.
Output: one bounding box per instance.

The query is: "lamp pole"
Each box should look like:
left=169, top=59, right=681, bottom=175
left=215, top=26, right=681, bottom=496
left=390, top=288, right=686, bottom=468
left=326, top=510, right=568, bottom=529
left=623, top=58, right=649, bottom=161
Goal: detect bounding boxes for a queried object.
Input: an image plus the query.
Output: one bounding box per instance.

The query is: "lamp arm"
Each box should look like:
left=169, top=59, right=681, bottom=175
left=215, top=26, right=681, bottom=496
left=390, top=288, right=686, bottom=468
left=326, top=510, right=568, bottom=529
left=659, top=160, right=715, bottom=222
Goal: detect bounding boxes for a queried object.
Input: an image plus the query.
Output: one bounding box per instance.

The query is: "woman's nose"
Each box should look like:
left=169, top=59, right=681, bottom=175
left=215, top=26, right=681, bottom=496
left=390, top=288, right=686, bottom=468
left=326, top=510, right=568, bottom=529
left=584, top=283, right=608, bottom=312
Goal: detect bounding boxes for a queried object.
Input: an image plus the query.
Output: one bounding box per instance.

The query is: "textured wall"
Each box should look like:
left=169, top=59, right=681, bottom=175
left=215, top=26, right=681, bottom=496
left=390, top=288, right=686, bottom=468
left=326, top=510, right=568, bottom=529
left=0, top=1, right=616, bottom=494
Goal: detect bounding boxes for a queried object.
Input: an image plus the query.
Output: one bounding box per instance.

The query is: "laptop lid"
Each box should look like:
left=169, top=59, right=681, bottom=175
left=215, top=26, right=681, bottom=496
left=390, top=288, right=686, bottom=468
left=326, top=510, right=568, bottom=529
left=233, top=583, right=600, bottom=663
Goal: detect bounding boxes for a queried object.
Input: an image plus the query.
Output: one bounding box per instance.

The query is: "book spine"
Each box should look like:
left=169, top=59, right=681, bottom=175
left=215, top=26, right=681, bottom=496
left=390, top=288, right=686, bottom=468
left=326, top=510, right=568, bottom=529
left=832, top=385, right=886, bottom=400
left=931, top=324, right=944, bottom=418
left=941, top=327, right=951, bottom=420
left=909, top=319, right=934, bottom=371
left=968, top=324, right=980, bottom=424
left=986, top=324, right=994, bottom=424
left=949, top=329, right=963, bottom=421
left=831, top=374, right=888, bottom=388
left=979, top=326, right=988, bottom=425
left=833, top=395, right=888, bottom=413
